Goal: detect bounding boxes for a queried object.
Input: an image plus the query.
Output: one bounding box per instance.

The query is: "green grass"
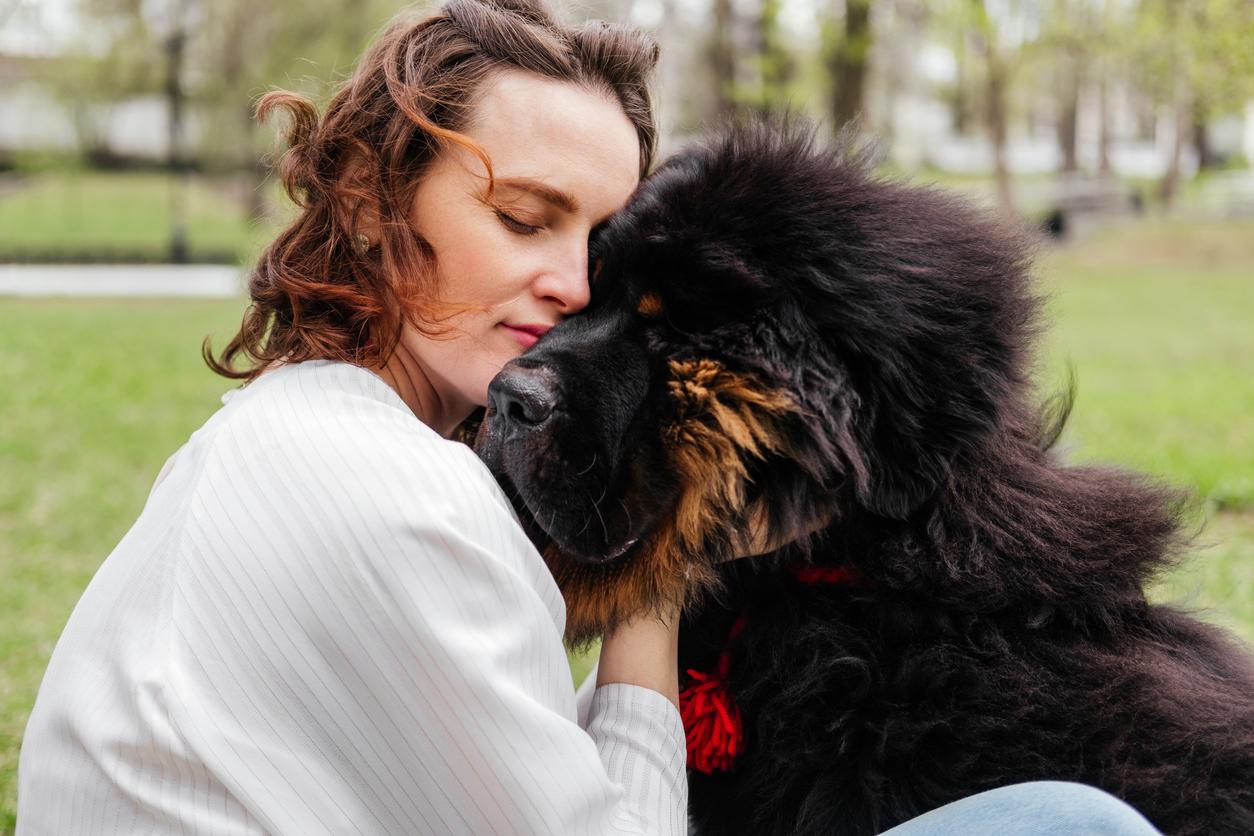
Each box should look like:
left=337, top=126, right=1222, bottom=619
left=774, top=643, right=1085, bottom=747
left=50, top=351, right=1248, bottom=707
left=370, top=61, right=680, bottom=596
left=1152, top=511, right=1254, bottom=646
left=0, top=171, right=273, bottom=263
left=0, top=298, right=247, bottom=834
left=1034, top=219, right=1254, bottom=647
left=1, top=219, right=1252, bottom=832
left=1039, top=219, right=1254, bottom=509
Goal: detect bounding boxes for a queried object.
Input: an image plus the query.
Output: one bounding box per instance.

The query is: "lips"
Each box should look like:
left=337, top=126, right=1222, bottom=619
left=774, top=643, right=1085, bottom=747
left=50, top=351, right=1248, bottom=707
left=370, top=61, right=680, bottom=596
left=501, top=323, right=552, bottom=349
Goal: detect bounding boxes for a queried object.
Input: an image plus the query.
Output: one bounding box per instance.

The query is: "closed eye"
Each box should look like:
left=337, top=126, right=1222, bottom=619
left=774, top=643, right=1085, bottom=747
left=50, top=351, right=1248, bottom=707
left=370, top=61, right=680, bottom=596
left=495, top=209, right=542, bottom=236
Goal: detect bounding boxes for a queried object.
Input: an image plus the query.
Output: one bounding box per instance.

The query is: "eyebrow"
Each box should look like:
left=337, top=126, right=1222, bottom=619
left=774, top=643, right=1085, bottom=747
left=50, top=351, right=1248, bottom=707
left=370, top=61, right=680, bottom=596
left=495, top=177, right=579, bottom=214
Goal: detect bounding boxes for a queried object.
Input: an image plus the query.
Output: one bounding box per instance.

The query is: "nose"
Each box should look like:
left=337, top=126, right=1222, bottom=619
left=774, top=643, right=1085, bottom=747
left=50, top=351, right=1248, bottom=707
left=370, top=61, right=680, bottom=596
left=534, top=244, right=592, bottom=314
left=488, top=364, right=561, bottom=428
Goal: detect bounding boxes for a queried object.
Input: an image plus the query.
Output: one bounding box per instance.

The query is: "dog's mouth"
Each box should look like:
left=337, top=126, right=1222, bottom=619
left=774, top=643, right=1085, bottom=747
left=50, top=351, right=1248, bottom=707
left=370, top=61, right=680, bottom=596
left=477, top=402, right=655, bottom=566
left=600, top=536, right=640, bottom=561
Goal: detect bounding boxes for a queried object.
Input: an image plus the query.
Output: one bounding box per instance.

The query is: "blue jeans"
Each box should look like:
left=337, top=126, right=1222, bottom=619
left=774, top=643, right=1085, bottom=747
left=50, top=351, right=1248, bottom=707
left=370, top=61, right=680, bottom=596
left=881, top=782, right=1162, bottom=835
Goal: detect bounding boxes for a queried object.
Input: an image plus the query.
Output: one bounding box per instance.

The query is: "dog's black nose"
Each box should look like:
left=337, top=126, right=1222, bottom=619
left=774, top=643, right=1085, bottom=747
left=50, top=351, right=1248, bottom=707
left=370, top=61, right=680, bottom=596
left=488, top=365, right=560, bottom=427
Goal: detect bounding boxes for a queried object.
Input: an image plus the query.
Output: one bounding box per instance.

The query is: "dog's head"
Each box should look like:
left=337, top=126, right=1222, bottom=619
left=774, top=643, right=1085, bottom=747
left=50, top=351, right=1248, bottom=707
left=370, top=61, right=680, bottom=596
left=477, top=120, right=1039, bottom=642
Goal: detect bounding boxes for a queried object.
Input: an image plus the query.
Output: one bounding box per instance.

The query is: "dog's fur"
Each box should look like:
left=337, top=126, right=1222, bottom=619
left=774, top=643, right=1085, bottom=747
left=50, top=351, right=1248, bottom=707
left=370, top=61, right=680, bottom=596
left=476, top=121, right=1254, bottom=835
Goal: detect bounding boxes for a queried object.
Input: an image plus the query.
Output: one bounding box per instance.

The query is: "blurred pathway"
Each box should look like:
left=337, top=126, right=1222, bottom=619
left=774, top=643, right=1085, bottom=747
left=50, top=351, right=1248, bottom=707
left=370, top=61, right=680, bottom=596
left=0, top=264, right=243, bottom=298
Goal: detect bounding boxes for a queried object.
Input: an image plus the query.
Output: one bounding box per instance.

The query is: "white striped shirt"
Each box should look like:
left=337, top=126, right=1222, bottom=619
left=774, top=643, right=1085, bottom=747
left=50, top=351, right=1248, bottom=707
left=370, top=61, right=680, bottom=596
left=17, top=360, right=688, bottom=835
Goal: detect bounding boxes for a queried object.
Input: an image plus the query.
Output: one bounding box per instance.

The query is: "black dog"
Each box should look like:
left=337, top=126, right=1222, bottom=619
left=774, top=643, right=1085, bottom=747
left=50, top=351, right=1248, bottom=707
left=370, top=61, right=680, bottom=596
left=476, top=121, right=1254, bottom=835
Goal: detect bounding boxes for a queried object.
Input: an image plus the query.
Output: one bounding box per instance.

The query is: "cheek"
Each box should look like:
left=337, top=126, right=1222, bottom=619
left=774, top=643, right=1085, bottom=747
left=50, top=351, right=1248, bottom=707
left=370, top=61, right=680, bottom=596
left=433, top=244, right=493, bottom=303
left=415, top=206, right=498, bottom=299
left=441, top=248, right=538, bottom=310
left=415, top=330, right=516, bottom=407
left=425, top=216, right=536, bottom=307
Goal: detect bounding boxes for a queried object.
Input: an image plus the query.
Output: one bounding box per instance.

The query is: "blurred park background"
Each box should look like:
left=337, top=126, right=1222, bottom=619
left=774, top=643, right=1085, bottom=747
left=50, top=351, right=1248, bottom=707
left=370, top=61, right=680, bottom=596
left=1, top=0, right=1252, bottom=831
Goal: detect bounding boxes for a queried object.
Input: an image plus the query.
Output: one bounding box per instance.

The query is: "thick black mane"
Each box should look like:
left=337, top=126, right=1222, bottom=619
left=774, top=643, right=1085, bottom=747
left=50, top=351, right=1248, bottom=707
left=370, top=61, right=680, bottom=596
left=660, top=122, right=1254, bottom=836
left=479, top=117, right=1254, bottom=835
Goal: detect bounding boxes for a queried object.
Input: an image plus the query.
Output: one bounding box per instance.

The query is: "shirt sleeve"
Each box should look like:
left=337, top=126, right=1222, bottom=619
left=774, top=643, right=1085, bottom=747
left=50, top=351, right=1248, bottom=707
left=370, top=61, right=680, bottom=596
left=162, top=388, right=688, bottom=836
left=576, top=662, right=600, bottom=729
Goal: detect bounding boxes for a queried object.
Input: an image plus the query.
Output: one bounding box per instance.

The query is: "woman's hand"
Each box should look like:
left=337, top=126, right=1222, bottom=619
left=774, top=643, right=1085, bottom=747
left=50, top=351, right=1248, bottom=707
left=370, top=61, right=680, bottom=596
left=596, top=601, right=682, bottom=709
left=594, top=504, right=832, bottom=711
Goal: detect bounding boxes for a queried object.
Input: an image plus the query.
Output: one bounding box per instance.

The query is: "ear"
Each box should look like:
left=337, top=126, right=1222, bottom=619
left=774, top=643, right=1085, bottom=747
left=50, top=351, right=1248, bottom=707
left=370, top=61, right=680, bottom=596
left=843, top=368, right=1000, bottom=520
left=334, top=150, right=383, bottom=245
left=827, top=368, right=983, bottom=518
left=856, top=425, right=951, bottom=520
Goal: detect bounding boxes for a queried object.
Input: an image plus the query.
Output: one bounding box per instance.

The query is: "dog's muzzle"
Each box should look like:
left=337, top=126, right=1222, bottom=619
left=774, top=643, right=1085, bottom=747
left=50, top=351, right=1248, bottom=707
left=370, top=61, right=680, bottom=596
left=487, top=363, right=561, bottom=430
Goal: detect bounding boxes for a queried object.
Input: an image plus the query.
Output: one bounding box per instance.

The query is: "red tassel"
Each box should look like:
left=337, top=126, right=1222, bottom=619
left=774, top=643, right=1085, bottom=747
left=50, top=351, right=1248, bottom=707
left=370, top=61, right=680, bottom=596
left=678, top=568, right=864, bottom=774
left=679, top=617, right=747, bottom=773
left=679, top=667, right=743, bottom=773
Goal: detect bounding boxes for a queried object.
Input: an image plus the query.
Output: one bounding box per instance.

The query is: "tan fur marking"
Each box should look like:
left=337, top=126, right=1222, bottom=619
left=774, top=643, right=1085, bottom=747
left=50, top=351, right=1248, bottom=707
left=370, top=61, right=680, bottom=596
left=546, top=358, right=804, bottom=644
left=664, top=359, right=798, bottom=554
left=637, top=292, right=664, bottom=318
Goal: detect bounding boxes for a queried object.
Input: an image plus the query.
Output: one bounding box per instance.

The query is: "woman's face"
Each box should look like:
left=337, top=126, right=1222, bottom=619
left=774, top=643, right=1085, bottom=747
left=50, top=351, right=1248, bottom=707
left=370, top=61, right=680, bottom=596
left=400, top=69, right=642, bottom=419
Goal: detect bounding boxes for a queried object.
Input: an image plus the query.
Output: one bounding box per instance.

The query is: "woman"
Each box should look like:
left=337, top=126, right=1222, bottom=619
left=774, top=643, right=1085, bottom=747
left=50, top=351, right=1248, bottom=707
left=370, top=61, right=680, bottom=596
left=17, top=1, right=1161, bottom=833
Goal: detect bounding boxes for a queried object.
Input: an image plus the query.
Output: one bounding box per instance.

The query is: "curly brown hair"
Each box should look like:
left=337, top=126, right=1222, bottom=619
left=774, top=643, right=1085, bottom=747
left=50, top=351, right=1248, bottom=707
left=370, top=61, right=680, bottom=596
left=205, top=0, right=659, bottom=382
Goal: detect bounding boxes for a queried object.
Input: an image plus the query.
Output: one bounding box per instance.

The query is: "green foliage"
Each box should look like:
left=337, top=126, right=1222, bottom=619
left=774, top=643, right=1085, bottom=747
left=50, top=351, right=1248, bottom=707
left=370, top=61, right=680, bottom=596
left=819, top=0, right=872, bottom=131
left=753, top=0, right=797, bottom=114
left=191, top=0, right=412, bottom=167
left=41, top=0, right=164, bottom=155
left=1131, top=0, right=1254, bottom=112
left=36, top=0, right=415, bottom=168
left=18, top=0, right=1254, bottom=182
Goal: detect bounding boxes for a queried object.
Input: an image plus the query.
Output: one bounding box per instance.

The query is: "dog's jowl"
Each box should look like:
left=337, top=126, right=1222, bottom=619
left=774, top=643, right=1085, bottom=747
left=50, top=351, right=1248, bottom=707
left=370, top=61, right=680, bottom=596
left=476, top=121, right=1254, bottom=836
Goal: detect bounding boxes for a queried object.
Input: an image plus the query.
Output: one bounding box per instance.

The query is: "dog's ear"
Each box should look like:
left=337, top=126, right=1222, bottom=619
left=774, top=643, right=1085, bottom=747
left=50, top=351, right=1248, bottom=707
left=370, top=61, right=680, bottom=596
left=801, top=184, right=1035, bottom=521
left=850, top=397, right=965, bottom=520
left=821, top=334, right=1010, bottom=521
left=820, top=386, right=950, bottom=521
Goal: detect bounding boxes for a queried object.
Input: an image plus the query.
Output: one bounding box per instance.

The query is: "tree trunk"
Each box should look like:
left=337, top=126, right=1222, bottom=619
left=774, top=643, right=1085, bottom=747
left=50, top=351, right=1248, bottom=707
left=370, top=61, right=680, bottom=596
left=1158, top=90, right=1191, bottom=207
left=1095, top=0, right=1114, bottom=178
left=1192, top=100, right=1216, bottom=169
left=1097, top=73, right=1112, bottom=177
left=827, top=0, right=871, bottom=131
left=709, top=0, right=738, bottom=120
left=952, top=30, right=970, bottom=135
left=165, top=0, right=190, bottom=264
left=1156, top=0, right=1189, bottom=207
left=986, top=56, right=1015, bottom=216
left=1056, top=50, right=1081, bottom=173
left=972, top=0, right=1015, bottom=216
left=756, top=0, right=794, bottom=116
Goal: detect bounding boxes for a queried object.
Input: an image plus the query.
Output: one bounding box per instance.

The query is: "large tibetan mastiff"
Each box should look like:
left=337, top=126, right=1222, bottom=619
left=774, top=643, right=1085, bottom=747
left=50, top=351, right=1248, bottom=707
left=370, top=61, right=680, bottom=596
left=475, top=122, right=1254, bottom=835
